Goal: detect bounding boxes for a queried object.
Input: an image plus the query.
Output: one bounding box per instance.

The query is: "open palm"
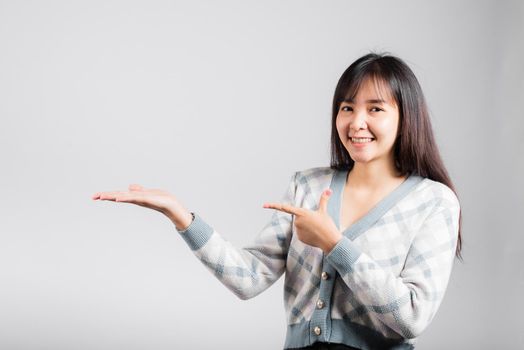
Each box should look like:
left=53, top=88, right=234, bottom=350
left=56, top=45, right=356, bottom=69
left=92, top=184, right=192, bottom=230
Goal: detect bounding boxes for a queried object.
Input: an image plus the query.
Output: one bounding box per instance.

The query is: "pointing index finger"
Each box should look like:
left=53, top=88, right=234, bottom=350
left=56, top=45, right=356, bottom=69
left=263, top=202, right=301, bottom=216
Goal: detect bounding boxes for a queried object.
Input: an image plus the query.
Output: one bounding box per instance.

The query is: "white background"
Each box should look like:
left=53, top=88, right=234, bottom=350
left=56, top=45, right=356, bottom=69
left=0, top=1, right=522, bottom=349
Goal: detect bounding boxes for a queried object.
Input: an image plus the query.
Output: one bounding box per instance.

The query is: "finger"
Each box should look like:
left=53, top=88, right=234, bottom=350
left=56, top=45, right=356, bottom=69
left=318, top=188, right=332, bottom=213
left=114, top=192, right=148, bottom=204
left=263, top=202, right=302, bottom=216
left=98, top=191, right=128, bottom=201
left=115, top=193, right=158, bottom=210
left=129, top=184, right=144, bottom=191
left=114, top=193, right=136, bottom=202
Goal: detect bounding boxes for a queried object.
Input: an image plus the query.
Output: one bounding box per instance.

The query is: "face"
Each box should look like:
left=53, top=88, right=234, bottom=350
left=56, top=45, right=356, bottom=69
left=336, top=78, right=400, bottom=168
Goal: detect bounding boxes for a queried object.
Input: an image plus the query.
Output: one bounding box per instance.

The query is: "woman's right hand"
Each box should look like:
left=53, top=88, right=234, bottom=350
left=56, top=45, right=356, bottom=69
left=91, top=184, right=194, bottom=231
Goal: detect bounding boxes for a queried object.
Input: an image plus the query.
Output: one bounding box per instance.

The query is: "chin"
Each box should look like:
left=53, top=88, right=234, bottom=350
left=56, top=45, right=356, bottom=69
left=349, top=156, right=373, bottom=164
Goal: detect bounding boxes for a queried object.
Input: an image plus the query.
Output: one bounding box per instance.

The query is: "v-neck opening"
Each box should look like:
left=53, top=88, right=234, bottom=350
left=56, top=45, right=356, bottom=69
left=328, top=169, right=423, bottom=241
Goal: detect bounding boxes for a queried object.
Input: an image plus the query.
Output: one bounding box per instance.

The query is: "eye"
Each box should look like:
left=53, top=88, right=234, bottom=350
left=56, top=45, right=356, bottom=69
left=370, top=107, right=384, bottom=112
left=340, top=106, right=353, bottom=112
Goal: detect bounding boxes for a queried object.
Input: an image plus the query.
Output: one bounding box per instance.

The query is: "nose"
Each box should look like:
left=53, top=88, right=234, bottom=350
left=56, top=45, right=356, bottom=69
left=349, top=109, right=368, bottom=132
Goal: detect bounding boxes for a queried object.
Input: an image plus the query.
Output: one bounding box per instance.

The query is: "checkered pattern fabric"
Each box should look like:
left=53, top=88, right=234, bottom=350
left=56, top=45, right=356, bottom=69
left=176, top=167, right=460, bottom=349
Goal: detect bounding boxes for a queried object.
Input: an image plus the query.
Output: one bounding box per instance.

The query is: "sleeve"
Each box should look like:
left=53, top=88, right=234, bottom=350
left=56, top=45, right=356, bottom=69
left=324, top=191, right=461, bottom=339
left=175, top=172, right=298, bottom=300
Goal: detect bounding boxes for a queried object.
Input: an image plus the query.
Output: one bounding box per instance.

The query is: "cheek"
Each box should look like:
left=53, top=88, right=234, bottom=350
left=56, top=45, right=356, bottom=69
left=375, top=118, right=398, bottom=138
left=335, top=115, right=346, bottom=134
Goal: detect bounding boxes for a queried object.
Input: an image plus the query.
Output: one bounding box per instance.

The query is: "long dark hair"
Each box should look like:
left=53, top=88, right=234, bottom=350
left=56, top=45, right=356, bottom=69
left=330, top=53, right=463, bottom=260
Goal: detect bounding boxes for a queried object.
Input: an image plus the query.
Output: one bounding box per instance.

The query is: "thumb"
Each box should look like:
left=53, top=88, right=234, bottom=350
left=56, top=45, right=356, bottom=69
left=318, top=188, right=332, bottom=213
left=129, top=184, right=144, bottom=191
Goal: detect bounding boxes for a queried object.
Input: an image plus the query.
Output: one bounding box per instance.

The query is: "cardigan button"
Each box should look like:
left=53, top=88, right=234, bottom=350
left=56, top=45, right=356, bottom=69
left=313, top=326, right=321, bottom=336
left=321, top=271, right=329, bottom=280
left=316, top=299, right=325, bottom=309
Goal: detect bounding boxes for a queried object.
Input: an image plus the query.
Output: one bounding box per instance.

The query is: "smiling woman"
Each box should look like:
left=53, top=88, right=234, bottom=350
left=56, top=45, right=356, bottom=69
left=93, top=52, right=462, bottom=350
left=336, top=78, right=400, bottom=168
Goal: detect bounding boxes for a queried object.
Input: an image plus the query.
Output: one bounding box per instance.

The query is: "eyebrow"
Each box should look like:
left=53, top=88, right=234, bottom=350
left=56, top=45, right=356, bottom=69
left=342, top=98, right=387, bottom=104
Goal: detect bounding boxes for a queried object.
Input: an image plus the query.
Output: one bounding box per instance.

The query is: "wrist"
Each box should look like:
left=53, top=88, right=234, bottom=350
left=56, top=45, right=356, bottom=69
left=169, top=211, right=194, bottom=232
left=322, top=232, right=342, bottom=254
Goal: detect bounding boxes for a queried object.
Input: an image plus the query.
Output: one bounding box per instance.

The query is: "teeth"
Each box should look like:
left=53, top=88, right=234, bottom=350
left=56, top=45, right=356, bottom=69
left=351, top=137, right=374, bottom=143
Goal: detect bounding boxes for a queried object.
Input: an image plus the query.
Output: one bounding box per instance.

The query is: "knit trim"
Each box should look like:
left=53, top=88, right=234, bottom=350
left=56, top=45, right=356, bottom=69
left=177, top=212, right=214, bottom=250
left=284, top=318, right=415, bottom=350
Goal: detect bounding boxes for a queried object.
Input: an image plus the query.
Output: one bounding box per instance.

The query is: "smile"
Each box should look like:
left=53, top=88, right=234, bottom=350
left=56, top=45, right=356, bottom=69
left=350, top=137, right=375, bottom=143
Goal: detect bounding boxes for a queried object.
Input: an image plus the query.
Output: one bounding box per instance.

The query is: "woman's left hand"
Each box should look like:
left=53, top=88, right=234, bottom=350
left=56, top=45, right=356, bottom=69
left=263, top=189, right=342, bottom=254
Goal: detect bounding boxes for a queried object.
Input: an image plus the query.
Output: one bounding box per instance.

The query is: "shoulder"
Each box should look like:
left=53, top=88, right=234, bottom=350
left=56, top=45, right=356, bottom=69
left=405, top=177, right=461, bottom=223
left=388, top=177, right=462, bottom=239
left=286, top=166, right=337, bottom=205
left=293, top=166, right=337, bottom=185
left=415, top=177, right=460, bottom=208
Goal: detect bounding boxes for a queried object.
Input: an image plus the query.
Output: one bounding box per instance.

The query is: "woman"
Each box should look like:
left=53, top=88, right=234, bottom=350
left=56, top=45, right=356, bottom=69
left=92, top=53, right=462, bottom=349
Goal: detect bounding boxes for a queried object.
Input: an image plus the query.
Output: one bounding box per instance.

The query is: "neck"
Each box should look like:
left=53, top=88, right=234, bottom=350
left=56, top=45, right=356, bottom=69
left=347, top=160, right=405, bottom=191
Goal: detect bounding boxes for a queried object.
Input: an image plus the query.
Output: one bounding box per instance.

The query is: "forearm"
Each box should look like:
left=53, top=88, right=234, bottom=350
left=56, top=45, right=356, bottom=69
left=326, top=237, right=454, bottom=338
left=175, top=212, right=290, bottom=300
left=325, top=203, right=459, bottom=338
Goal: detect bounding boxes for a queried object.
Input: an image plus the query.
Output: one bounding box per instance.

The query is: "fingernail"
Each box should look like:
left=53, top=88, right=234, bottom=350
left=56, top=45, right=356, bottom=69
left=325, top=189, right=332, bottom=195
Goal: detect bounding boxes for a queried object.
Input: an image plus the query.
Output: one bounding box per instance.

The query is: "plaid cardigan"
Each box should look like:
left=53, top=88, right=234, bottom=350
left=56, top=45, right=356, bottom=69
left=176, top=166, right=460, bottom=349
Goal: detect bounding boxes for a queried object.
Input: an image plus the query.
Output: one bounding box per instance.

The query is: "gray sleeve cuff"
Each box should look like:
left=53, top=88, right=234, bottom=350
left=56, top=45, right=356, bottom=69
left=176, top=212, right=214, bottom=251
left=325, top=236, right=362, bottom=274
